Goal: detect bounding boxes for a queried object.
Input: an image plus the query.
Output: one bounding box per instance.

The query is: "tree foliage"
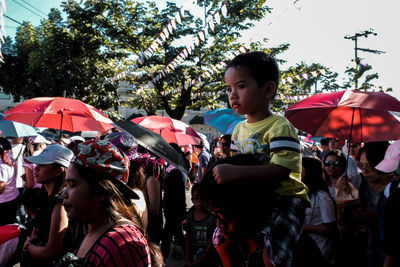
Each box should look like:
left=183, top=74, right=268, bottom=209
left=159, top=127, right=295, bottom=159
left=0, top=0, right=345, bottom=120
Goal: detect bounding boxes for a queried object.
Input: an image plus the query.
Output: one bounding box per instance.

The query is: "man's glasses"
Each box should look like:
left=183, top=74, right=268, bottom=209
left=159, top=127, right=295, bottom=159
left=324, top=161, right=342, bottom=167
left=350, top=144, right=360, bottom=148
left=358, top=163, right=372, bottom=171
left=220, top=142, right=230, bottom=147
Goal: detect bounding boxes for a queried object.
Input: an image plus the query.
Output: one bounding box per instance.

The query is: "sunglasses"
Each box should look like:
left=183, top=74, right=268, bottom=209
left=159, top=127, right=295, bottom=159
left=350, top=144, right=360, bottom=148
left=220, top=142, right=230, bottom=147
left=324, top=161, right=342, bottom=167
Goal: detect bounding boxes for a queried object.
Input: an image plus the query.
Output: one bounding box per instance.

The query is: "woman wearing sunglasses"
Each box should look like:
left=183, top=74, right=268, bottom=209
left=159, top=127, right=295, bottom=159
left=323, top=150, right=347, bottom=201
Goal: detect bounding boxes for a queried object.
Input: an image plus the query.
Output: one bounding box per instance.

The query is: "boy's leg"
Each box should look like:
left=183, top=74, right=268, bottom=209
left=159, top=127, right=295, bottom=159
left=261, top=197, right=306, bottom=267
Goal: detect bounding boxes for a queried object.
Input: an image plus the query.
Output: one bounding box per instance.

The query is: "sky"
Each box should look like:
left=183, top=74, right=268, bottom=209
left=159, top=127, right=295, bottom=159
left=3, top=0, right=399, bottom=100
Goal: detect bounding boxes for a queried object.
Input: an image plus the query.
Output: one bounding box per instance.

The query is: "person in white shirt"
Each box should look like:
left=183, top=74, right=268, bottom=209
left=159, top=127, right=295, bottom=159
left=0, top=137, right=19, bottom=226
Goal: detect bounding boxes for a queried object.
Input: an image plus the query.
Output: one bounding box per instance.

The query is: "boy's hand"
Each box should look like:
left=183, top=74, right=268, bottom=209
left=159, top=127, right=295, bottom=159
left=213, top=164, right=239, bottom=184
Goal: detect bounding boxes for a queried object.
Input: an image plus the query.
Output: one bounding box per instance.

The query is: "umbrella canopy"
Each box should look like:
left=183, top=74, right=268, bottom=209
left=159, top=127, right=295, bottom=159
left=3, top=97, right=114, bottom=133
left=131, top=115, right=202, bottom=146
left=285, top=89, right=400, bottom=143
left=204, top=108, right=246, bottom=134
left=0, top=120, right=38, bottom=138
left=114, top=120, right=188, bottom=174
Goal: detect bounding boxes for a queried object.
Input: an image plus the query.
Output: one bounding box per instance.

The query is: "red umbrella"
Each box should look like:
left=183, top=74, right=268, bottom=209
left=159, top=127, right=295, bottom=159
left=285, top=89, right=400, bottom=143
left=4, top=97, right=114, bottom=133
left=131, top=115, right=202, bottom=146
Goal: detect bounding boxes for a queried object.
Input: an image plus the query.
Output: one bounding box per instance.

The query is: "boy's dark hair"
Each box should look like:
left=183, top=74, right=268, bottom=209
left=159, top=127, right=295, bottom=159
left=21, top=187, right=41, bottom=213
left=320, top=138, right=329, bottom=146
left=226, top=51, right=280, bottom=99
left=191, top=182, right=200, bottom=196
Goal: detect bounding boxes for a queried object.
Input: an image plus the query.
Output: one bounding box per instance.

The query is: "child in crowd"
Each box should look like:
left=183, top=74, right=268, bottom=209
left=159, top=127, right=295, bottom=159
left=184, top=183, right=219, bottom=267
left=212, top=51, right=309, bottom=267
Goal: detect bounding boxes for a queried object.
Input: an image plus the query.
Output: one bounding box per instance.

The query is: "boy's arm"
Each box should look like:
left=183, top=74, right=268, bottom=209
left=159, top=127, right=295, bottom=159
left=213, top=163, right=290, bottom=184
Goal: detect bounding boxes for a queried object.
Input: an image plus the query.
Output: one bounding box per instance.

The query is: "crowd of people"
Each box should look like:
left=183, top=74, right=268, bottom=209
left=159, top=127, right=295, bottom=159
left=0, top=51, right=399, bottom=267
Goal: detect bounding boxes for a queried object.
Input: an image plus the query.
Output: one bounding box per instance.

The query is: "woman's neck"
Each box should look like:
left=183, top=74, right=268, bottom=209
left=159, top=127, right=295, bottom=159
left=43, top=182, right=56, bottom=197
left=87, top=217, right=113, bottom=236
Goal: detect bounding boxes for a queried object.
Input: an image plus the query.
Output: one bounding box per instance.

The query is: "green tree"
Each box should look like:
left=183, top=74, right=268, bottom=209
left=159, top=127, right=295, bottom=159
left=0, top=8, right=120, bottom=110
left=1, top=0, right=342, bottom=119
left=275, top=62, right=340, bottom=112
left=343, top=58, right=379, bottom=91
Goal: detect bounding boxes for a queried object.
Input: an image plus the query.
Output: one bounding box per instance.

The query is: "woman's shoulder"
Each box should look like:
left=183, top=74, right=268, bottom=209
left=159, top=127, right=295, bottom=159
left=315, top=190, right=334, bottom=202
left=88, top=224, right=150, bottom=266
left=106, top=223, right=147, bottom=245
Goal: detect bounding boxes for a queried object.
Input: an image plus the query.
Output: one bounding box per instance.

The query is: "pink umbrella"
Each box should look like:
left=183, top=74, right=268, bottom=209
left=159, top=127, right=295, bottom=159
left=285, top=89, right=400, bottom=142
left=4, top=97, right=114, bottom=133
left=131, top=115, right=202, bottom=146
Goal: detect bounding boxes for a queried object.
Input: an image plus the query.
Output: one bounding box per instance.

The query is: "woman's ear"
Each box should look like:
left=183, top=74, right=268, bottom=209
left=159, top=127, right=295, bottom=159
left=54, top=165, right=67, bottom=177
left=263, top=81, right=276, bottom=100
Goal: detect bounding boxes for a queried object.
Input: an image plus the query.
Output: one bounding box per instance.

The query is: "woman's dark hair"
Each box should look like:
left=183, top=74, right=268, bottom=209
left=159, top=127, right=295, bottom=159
left=199, top=154, right=278, bottom=239
left=302, top=157, right=329, bottom=196
left=357, top=141, right=389, bottom=168
left=169, top=142, right=190, bottom=171
left=52, top=163, right=67, bottom=197
left=128, top=161, right=146, bottom=193
left=220, top=134, right=232, bottom=144
left=0, top=137, right=12, bottom=166
left=24, top=142, right=43, bottom=157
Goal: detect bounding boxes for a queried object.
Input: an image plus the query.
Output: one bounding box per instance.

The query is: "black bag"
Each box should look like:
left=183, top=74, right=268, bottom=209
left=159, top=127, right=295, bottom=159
left=293, top=232, right=329, bottom=267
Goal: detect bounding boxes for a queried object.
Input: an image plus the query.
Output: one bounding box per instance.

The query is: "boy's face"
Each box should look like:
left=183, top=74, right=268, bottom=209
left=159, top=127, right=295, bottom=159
left=225, top=66, right=274, bottom=122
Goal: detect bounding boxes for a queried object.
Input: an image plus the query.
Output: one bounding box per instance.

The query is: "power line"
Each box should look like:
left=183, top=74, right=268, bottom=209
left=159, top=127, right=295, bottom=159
left=18, top=0, right=47, bottom=16
left=12, top=0, right=44, bottom=19
left=4, top=14, right=23, bottom=25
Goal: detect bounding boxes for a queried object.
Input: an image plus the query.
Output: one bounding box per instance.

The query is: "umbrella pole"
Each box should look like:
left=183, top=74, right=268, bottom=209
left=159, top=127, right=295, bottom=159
left=345, top=107, right=355, bottom=177
left=59, top=112, right=63, bottom=142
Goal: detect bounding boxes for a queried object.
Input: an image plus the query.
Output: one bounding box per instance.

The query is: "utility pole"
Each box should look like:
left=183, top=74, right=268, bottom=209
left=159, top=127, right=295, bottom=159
left=344, top=29, right=385, bottom=89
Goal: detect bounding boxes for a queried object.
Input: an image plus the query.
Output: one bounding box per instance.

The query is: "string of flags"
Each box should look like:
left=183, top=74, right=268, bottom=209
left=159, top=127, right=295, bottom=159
left=137, top=4, right=187, bottom=65
left=152, top=1, right=228, bottom=84
left=112, top=0, right=228, bottom=82
left=281, top=69, right=326, bottom=84
left=0, top=0, right=6, bottom=63
left=122, top=0, right=315, bottom=102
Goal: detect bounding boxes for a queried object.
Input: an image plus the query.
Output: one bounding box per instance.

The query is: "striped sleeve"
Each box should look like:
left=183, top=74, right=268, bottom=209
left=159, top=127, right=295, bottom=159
left=268, top=117, right=302, bottom=173
left=270, top=137, right=301, bottom=153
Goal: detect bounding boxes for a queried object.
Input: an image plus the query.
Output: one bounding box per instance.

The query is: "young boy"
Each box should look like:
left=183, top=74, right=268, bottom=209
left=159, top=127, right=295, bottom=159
left=213, top=51, right=309, bottom=267
left=184, top=184, right=219, bottom=267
